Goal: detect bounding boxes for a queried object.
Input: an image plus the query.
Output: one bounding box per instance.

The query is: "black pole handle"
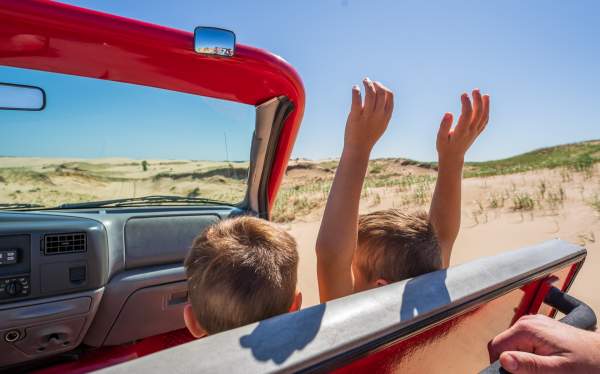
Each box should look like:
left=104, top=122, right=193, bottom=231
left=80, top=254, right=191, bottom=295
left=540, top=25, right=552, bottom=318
left=479, top=286, right=597, bottom=374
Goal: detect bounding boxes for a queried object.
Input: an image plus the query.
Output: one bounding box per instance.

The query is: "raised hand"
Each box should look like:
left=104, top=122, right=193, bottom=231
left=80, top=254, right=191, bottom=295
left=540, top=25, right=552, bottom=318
left=316, top=78, right=394, bottom=302
left=436, top=89, right=490, bottom=163
left=344, top=78, right=394, bottom=154
left=429, top=88, right=490, bottom=268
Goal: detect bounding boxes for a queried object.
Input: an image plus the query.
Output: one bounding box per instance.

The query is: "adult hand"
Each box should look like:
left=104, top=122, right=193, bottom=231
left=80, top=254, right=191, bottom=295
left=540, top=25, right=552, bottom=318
left=488, top=314, right=600, bottom=373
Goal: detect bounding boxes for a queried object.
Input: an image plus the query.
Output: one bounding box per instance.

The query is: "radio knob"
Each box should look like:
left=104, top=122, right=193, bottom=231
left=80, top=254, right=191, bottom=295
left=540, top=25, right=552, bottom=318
left=5, top=280, right=22, bottom=296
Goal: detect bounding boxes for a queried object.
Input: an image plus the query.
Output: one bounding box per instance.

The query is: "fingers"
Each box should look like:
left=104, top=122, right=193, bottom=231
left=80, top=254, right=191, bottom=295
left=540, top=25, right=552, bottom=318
left=373, top=81, right=394, bottom=120
left=471, top=89, right=483, bottom=131
left=385, top=91, right=394, bottom=122
left=363, top=78, right=376, bottom=113
left=345, top=77, right=394, bottom=150
left=350, top=85, right=362, bottom=114
left=488, top=317, right=539, bottom=361
left=479, top=94, right=490, bottom=133
left=373, top=81, right=386, bottom=112
left=455, top=93, right=473, bottom=134
left=454, top=89, right=490, bottom=137
left=437, top=112, right=453, bottom=144
left=500, top=351, right=564, bottom=374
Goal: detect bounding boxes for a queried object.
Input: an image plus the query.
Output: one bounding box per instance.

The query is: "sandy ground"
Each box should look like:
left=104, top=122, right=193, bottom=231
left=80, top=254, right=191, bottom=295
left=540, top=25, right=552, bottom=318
left=285, top=168, right=600, bottom=315
left=0, top=157, right=249, bottom=206
left=2, top=157, right=598, bottom=317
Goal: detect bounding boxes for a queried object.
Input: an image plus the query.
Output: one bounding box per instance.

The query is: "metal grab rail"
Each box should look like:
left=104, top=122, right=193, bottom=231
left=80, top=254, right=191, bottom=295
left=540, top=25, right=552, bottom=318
left=95, top=240, right=587, bottom=374
left=479, top=286, right=597, bottom=374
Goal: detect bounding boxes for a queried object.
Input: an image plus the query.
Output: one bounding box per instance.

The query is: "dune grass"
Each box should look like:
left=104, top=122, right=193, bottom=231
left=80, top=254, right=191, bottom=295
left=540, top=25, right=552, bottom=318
left=0, top=168, right=54, bottom=185
left=2, top=140, right=599, bottom=217
left=272, top=140, right=599, bottom=222
left=463, top=140, right=600, bottom=178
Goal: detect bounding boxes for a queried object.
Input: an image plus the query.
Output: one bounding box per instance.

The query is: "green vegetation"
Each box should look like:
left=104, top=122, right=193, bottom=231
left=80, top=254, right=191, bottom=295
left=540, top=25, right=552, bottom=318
left=2, top=140, right=599, bottom=217
left=153, top=166, right=248, bottom=181
left=0, top=159, right=248, bottom=208
left=53, top=164, right=132, bottom=183
left=369, top=163, right=384, bottom=174
left=187, top=187, right=200, bottom=197
left=488, top=191, right=508, bottom=209
left=365, top=174, right=435, bottom=190
left=273, top=140, right=599, bottom=222
left=511, top=193, right=536, bottom=211
left=304, top=140, right=599, bottom=181
left=45, top=161, right=137, bottom=172
left=0, top=168, right=54, bottom=185
left=463, top=140, right=600, bottom=178
left=271, top=172, right=435, bottom=223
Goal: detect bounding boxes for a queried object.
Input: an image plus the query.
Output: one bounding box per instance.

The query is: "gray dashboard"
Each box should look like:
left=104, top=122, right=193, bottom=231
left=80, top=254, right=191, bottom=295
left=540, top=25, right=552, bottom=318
left=0, top=206, right=240, bottom=369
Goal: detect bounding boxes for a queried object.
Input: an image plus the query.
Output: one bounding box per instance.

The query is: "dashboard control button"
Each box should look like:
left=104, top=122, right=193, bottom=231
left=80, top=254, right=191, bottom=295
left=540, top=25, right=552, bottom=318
left=0, top=249, right=18, bottom=265
left=69, top=266, right=86, bottom=283
left=0, top=277, right=30, bottom=299
left=5, top=280, right=22, bottom=296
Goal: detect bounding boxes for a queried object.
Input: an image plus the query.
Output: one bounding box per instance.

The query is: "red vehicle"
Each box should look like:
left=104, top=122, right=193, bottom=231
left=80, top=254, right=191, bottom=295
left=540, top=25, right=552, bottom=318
left=0, top=2, right=595, bottom=373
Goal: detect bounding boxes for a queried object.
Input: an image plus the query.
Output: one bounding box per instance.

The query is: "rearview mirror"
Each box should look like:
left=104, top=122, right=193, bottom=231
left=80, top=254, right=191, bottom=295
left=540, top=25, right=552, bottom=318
left=194, top=27, right=235, bottom=57
left=0, top=83, right=45, bottom=111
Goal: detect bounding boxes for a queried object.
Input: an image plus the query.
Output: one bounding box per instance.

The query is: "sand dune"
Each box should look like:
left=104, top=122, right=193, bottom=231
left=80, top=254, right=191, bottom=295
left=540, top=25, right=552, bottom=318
left=0, top=157, right=249, bottom=206
left=285, top=166, right=600, bottom=315
left=1, top=152, right=599, bottom=317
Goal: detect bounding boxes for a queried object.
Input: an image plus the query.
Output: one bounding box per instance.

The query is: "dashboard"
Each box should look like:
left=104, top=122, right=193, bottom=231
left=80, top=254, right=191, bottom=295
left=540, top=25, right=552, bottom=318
left=0, top=206, right=240, bottom=369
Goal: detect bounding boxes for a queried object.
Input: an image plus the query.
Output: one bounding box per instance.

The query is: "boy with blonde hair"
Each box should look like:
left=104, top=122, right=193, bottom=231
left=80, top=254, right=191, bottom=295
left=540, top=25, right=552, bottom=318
left=183, top=216, right=302, bottom=336
left=316, top=78, right=490, bottom=301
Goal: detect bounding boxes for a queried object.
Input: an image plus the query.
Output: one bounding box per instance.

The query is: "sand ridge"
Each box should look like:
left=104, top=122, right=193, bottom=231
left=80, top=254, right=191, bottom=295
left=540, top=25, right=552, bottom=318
left=1, top=154, right=599, bottom=316
left=284, top=165, right=600, bottom=313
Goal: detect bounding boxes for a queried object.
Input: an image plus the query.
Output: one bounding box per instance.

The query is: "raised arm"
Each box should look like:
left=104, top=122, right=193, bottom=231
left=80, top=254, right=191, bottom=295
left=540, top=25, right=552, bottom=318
left=316, top=78, right=394, bottom=302
left=429, top=89, right=490, bottom=267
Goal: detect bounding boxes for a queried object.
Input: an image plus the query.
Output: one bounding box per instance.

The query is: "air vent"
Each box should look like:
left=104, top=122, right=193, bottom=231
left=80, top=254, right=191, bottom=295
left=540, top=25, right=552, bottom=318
left=43, top=233, right=86, bottom=255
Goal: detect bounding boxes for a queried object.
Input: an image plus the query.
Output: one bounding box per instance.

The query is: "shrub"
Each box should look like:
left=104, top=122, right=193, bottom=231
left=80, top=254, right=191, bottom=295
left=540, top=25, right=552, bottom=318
left=187, top=187, right=200, bottom=198
left=511, top=193, right=535, bottom=211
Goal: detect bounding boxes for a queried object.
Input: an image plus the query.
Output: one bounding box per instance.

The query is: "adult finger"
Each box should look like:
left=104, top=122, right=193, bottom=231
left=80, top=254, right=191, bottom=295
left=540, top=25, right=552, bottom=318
left=488, top=318, right=539, bottom=361
left=500, top=351, right=564, bottom=374
left=471, top=89, right=483, bottom=130
left=363, top=78, right=376, bottom=113
left=455, top=93, right=473, bottom=134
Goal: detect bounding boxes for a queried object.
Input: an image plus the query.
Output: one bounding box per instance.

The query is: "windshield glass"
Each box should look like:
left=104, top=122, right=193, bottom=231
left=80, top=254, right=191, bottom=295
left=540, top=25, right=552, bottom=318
left=0, top=66, right=255, bottom=209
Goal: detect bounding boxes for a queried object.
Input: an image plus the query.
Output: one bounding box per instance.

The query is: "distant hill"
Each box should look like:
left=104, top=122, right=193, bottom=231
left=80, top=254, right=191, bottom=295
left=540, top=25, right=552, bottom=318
left=298, top=140, right=600, bottom=178
left=463, top=140, right=600, bottom=177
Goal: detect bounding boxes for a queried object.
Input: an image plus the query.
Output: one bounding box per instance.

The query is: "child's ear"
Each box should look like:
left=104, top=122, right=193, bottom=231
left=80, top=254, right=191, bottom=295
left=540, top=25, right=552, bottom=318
left=183, top=304, right=208, bottom=338
left=375, top=278, right=389, bottom=287
left=289, top=290, right=302, bottom=312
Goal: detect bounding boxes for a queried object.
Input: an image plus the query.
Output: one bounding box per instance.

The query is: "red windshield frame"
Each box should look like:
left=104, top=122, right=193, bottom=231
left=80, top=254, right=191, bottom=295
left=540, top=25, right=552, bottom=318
left=0, top=0, right=305, bottom=210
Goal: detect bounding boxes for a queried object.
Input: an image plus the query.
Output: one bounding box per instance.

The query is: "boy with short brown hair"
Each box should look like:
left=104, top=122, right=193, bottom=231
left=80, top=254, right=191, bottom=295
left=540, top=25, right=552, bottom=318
left=353, top=210, right=441, bottom=291
left=316, top=78, right=490, bottom=301
left=183, top=216, right=302, bottom=336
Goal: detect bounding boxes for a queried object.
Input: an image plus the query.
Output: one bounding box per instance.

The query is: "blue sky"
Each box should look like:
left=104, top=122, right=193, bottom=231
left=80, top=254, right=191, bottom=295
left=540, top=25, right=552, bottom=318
left=0, top=66, right=255, bottom=161
left=5, top=1, right=600, bottom=161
